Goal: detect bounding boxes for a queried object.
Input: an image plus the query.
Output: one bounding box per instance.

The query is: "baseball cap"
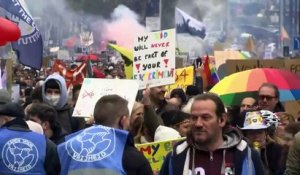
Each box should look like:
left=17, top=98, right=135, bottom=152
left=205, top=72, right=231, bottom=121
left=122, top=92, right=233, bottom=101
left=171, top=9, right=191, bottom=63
left=0, top=102, right=25, bottom=119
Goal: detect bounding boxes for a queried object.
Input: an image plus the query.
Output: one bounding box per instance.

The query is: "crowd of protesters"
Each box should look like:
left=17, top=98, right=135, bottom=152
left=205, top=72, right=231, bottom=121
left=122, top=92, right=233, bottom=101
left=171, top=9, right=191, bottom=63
left=0, top=58, right=300, bottom=175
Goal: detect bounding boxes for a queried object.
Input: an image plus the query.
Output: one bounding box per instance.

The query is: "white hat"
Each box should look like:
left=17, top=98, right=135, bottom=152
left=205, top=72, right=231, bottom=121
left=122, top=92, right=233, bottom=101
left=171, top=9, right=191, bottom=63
left=239, top=111, right=269, bottom=130
left=154, top=125, right=181, bottom=141
left=26, top=120, right=44, bottom=135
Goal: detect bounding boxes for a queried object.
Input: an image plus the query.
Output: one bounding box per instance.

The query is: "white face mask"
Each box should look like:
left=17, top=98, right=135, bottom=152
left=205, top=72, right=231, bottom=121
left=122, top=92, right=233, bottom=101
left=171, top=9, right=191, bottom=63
left=46, top=95, right=60, bottom=106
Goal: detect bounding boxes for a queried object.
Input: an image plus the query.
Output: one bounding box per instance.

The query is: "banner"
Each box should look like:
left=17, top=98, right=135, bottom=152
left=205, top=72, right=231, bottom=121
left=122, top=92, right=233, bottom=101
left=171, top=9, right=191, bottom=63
left=135, top=138, right=185, bottom=172
left=133, top=29, right=176, bottom=89
left=165, top=66, right=194, bottom=96
left=73, top=78, right=139, bottom=117
left=175, top=7, right=206, bottom=39
left=0, top=0, right=43, bottom=69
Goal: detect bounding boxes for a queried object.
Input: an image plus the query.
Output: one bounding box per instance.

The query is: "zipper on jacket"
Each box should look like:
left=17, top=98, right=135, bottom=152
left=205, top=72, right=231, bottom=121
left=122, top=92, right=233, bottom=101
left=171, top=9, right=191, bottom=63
left=209, top=152, right=213, bottom=161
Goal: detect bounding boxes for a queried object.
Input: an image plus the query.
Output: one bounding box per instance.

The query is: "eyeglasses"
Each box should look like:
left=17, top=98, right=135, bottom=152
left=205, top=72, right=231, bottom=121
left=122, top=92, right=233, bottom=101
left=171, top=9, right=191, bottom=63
left=258, top=95, right=276, bottom=101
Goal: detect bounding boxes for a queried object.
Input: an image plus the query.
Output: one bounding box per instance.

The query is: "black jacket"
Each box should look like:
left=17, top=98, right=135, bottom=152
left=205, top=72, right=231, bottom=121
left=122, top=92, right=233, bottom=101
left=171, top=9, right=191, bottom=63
left=1, top=118, right=60, bottom=175
left=123, top=140, right=153, bottom=175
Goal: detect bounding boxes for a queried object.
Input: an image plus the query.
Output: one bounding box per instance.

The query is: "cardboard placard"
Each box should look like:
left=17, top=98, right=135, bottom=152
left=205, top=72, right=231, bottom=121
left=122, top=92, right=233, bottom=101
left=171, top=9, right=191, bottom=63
left=73, top=78, right=139, bottom=117
left=226, top=60, right=258, bottom=75
left=133, top=29, right=176, bottom=89
left=135, top=138, right=185, bottom=172
left=285, top=59, right=300, bottom=76
left=165, top=66, right=194, bottom=96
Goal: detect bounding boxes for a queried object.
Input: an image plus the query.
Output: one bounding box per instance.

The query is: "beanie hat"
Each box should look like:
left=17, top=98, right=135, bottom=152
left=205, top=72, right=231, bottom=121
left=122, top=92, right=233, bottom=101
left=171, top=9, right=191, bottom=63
left=162, top=110, right=190, bottom=127
left=0, top=102, right=25, bottom=119
left=154, top=125, right=181, bottom=141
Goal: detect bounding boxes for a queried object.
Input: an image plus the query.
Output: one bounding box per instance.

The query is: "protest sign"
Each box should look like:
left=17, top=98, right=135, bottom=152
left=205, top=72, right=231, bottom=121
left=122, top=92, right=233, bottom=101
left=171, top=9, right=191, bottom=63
left=73, top=78, right=139, bottom=117
left=285, top=59, right=300, bottom=76
left=136, top=138, right=185, bottom=172
left=133, top=29, right=176, bottom=89
left=226, top=59, right=286, bottom=75
left=214, top=50, right=244, bottom=69
left=165, top=66, right=194, bottom=96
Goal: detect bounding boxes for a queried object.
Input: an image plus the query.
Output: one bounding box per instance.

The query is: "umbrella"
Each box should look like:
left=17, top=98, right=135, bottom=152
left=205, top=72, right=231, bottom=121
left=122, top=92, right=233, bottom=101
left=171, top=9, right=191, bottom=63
left=210, top=68, right=300, bottom=106
left=75, top=54, right=100, bottom=62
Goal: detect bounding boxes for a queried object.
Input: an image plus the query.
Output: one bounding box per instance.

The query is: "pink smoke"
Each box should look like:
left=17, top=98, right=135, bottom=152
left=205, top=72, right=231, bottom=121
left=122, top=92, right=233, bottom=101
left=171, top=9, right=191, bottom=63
left=101, top=5, right=147, bottom=49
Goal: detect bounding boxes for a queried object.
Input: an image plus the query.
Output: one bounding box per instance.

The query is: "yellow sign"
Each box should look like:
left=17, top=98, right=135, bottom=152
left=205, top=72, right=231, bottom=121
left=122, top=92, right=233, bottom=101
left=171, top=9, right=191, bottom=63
left=135, top=138, right=185, bottom=172
left=165, top=66, right=194, bottom=96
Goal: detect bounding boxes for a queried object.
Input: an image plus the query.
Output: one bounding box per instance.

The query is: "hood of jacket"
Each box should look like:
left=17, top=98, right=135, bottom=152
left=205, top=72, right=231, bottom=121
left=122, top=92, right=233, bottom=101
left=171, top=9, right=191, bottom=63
left=42, top=74, right=68, bottom=110
left=188, top=126, right=243, bottom=151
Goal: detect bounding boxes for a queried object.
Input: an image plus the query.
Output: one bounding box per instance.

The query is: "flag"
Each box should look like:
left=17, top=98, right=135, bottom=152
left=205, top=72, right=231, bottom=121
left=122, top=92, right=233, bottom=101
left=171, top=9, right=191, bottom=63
left=203, top=55, right=219, bottom=86
left=53, top=60, right=86, bottom=88
left=245, top=37, right=256, bottom=54
left=175, top=7, right=206, bottom=39
left=280, top=25, right=289, bottom=41
left=108, top=44, right=133, bottom=79
left=0, top=0, right=43, bottom=69
left=80, top=32, right=94, bottom=47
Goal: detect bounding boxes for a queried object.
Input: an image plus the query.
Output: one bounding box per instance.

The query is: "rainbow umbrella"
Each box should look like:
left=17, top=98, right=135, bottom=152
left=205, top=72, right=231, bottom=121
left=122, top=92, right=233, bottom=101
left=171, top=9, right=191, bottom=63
left=210, top=68, right=300, bottom=106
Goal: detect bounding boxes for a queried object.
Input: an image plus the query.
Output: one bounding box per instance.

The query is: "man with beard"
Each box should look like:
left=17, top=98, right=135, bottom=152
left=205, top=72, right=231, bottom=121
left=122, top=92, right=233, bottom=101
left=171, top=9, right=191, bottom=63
left=160, top=93, right=264, bottom=175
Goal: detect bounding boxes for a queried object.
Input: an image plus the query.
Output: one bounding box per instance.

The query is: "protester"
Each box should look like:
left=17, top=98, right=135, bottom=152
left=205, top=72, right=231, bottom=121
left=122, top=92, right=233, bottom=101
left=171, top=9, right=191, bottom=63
left=42, top=73, right=85, bottom=134
left=285, top=131, right=300, bottom=175
left=275, top=112, right=295, bottom=145
left=240, top=110, right=284, bottom=175
left=170, top=88, right=187, bottom=108
left=161, top=109, right=191, bottom=137
left=58, top=95, right=152, bottom=175
left=0, top=102, right=60, bottom=174
left=71, top=84, right=82, bottom=107
left=160, top=93, right=264, bottom=175
left=240, top=97, right=257, bottom=113
left=27, top=103, right=67, bottom=144
left=258, top=83, right=285, bottom=112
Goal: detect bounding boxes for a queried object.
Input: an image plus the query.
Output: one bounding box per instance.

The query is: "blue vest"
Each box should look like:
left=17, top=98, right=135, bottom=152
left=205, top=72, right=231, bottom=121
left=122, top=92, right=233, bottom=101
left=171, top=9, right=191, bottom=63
left=58, top=125, right=129, bottom=175
left=0, top=127, right=46, bottom=175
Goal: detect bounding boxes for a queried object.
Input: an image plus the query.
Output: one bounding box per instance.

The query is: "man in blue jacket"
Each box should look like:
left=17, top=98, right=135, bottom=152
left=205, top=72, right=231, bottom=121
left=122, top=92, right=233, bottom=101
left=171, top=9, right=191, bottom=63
left=58, top=95, right=152, bottom=175
left=160, top=93, right=265, bottom=175
left=0, top=102, right=60, bottom=175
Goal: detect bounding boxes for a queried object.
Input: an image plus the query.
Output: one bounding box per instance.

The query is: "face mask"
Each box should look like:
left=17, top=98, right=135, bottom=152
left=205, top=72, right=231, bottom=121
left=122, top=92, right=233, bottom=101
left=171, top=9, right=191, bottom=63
left=46, top=95, right=60, bottom=106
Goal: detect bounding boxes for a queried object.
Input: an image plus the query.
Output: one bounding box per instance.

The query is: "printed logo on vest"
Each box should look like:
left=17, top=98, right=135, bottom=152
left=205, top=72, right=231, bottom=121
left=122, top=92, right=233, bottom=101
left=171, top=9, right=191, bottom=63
left=66, top=125, right=116, bottom=162
left=2, top=138, right=39, bottom=173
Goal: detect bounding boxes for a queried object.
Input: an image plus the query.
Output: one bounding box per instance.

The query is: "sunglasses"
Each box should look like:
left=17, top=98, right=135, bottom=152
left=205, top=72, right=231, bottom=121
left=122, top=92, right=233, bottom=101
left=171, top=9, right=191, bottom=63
left=258, top=95, right=276, bottom=101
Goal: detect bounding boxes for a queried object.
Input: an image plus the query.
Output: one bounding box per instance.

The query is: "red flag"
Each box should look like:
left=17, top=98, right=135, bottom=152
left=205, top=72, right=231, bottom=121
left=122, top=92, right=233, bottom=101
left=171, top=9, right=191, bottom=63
left=203, top=55, right=214, bottom=86
left=53, top=60, right=86, bottom=88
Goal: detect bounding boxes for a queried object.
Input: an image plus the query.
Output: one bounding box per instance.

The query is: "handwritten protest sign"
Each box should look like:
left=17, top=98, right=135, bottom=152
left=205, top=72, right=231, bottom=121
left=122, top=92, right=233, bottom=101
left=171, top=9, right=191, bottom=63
left=165, top=66, right=194, bottom=96
left=73, top=78, right=139, bottom=117
left=135, top=138, right=185, bottom=172
left=133, top=29, right=176, bottom=89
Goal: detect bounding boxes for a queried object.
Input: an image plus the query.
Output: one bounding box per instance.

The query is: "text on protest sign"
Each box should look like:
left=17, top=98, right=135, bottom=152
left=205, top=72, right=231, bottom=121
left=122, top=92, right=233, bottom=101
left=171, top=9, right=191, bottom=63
left=165, top=66, right=194, bottom=96
left=73, top=78, right=139, bottom=117
left=135, top=138, right=185, bottom=172
left=133, top=29, right=176, bottom=89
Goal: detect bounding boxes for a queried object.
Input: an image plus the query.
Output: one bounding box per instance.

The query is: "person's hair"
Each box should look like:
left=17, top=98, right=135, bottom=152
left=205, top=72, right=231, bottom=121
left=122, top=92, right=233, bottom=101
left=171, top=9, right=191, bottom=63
left=170, top=88, right=187, bottom=104
left=277, top=112, right=295, bottom=124
left=285, top=122, right=300, bottom=136
left=72, top=84, right=82, bottom=99
left=31, top=86, right=43, bottom=103
left=259, top=83, right=280, bottom=98
left=45, top=79, right=60, bottom=90
left=93, top=95, right=129, bottom=127
left=27, top=103, right=58, bottom=128
left=132, top=102, right=144, bottom=115
left=192, top=93, right=225, bottom=118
